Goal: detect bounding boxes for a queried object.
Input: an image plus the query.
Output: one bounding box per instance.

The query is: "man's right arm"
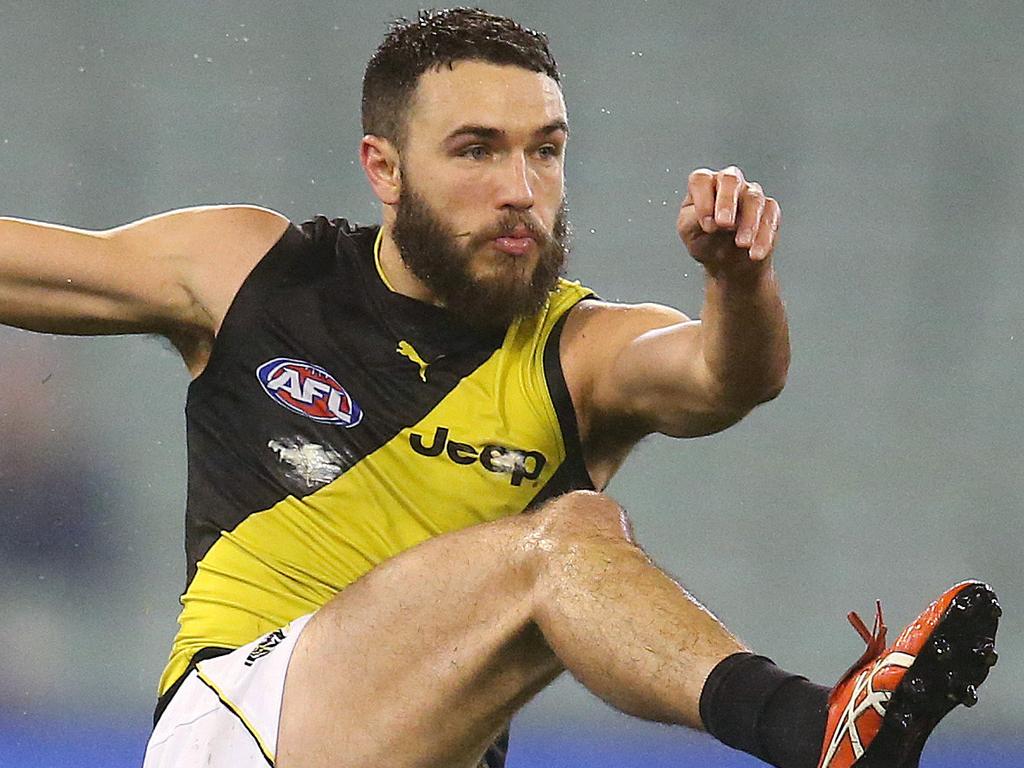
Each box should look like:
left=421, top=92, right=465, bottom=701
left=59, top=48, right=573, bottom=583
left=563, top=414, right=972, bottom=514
left=0, top=205, right=289, bottom=370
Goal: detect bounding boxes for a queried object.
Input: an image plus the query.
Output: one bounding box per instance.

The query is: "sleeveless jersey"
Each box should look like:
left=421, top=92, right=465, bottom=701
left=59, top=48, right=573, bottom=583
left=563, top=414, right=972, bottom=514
left=158, top=216, right=595, bottom=697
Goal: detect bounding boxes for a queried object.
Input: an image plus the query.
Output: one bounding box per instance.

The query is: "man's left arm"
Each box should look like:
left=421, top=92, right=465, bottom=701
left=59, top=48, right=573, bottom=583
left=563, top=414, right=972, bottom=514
left=571, top=165, right=789, bottom=443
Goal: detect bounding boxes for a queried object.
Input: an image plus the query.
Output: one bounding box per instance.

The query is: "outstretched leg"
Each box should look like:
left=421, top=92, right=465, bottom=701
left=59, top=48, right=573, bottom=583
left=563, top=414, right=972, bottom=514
left=276, top=490, right=1000, bottom=768
left=277, top=491, right=745, bottom=767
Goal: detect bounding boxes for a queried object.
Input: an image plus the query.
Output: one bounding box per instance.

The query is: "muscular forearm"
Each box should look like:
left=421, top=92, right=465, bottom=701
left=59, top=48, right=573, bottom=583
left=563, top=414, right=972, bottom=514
left=698, top=263, right=789, bottom=408
left=677, top=165, right=789, bottom=410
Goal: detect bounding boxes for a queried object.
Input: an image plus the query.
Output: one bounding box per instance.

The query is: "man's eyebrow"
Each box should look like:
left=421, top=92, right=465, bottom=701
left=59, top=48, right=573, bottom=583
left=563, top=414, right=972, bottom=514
left=539, top=119, right=569, bottom=136
left=444, top=125, right=502, bottom=142
left=444, top=120, right=569, bottom=142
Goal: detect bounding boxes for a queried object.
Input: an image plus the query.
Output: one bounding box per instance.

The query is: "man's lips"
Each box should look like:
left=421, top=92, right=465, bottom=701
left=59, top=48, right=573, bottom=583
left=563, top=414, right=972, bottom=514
left=493, top=235, right=536, bottom=255
left=490, top=224, right=539, bottom=255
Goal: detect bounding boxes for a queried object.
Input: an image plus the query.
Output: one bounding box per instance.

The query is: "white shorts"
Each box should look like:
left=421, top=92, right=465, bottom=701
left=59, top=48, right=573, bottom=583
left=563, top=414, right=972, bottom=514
left=143, top=613, right=314, bottom=768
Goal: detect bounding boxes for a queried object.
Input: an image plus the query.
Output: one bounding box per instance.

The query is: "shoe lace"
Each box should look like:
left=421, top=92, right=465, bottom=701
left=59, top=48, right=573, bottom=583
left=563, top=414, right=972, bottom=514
left=837, top=600, right=888, bottom=686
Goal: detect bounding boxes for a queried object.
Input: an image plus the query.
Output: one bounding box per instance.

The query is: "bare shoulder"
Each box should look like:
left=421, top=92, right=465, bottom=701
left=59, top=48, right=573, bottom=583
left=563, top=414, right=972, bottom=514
left=561, top=299, right=693, bottom=365
left=112, top=204, right=290, bottom=373
left=109, top=204, right=289, bottom=253
left=114, top=203, right=289, bottom=320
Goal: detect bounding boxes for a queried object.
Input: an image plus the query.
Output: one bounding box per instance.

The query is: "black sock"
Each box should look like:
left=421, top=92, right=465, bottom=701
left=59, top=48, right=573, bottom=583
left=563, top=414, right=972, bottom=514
left=698, top=652, right=829, bottom=768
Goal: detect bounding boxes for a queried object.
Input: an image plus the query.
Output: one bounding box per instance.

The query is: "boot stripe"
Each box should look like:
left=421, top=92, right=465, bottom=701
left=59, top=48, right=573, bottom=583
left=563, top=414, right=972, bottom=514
left=820, top=651, right=916, bottom=766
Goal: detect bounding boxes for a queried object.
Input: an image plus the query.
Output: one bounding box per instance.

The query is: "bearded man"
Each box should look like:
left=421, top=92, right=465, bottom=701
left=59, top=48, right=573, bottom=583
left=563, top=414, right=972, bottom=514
left=0, top=8, right=998, bottom=768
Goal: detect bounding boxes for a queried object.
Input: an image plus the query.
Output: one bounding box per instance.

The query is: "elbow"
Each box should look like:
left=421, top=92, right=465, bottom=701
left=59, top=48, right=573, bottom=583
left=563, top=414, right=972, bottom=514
left=754, top=383, right=784, bottom=407
left=717, top=358, right=789, bottom=412
left=756, top=364, right=788, bottom=404
left=753, top=344, right=790, bottom=404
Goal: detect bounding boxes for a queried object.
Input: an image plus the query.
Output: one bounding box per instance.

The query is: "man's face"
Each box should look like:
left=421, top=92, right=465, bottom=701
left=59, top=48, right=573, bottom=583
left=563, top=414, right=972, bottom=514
left=391, top=60, right=570, bottom=331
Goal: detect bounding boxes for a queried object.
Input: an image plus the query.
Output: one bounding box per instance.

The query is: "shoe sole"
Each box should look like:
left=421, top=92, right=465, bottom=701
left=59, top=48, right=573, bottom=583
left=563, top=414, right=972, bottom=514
left=856, top=582, right=1001, bottom=768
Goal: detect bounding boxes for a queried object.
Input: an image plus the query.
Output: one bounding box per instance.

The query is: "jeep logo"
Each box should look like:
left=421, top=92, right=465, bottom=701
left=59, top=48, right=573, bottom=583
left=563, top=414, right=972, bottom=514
left=410, top=426, right=547, bottom=487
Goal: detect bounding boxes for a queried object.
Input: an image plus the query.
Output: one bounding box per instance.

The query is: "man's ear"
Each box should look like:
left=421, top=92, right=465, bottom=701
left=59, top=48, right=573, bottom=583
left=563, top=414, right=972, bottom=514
left=360, top=135, right=402, bottom=206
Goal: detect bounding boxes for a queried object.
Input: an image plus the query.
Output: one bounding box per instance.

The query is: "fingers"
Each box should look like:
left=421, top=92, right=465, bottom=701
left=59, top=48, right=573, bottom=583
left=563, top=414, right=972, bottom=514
left=685, top=169, right=716, bottom=232
left=735, top=181, right=764, bottom=249
left=750, top=197, right=781, bottom=261
left=686, top=166, right=751, bottom=234
left=713, top=165, right=744, bottom=228
left=683, top=166, right=780, bottom=259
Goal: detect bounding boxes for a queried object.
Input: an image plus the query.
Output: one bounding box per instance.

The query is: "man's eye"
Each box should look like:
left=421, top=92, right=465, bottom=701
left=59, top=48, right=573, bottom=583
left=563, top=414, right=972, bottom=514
left=462, top=145, right=490, bottom=160
left=537, top=145, right=562, bottom=160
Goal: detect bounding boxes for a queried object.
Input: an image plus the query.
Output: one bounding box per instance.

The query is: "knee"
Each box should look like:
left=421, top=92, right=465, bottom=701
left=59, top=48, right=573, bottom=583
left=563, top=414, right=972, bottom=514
left=527, top=490, right=636, bottom=557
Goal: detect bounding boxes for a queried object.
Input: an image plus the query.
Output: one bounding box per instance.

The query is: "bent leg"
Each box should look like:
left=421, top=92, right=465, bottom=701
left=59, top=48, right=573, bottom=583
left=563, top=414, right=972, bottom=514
left=277, top=491, right=746, bottom=768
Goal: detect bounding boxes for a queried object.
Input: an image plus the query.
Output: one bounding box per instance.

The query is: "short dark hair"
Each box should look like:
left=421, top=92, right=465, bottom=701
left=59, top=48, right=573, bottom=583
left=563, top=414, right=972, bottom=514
left=362, top=8, right=560, bottom=148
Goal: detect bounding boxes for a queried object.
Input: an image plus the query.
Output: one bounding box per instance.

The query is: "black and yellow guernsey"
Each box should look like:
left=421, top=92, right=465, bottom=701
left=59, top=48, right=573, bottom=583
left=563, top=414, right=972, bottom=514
left=157, top=217, right=594, bottom=733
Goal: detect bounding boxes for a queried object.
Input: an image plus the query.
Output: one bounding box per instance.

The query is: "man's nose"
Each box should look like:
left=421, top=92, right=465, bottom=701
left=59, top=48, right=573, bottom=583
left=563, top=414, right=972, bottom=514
left=494, top=153, right=534, bottom=210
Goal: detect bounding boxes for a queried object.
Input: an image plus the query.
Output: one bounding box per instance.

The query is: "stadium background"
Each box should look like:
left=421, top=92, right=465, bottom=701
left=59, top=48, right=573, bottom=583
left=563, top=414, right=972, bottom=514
left=0, top=2, right=1021, bottom=766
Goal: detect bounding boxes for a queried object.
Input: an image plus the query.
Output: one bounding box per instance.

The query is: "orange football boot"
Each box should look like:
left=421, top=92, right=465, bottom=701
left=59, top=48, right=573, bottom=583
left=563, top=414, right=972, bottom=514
left=817, top=581, right=1000, bottom=768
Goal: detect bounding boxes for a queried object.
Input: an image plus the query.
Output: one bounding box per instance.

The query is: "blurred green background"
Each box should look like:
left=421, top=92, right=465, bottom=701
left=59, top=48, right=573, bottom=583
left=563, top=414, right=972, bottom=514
left=0, top=1, right=1021, bottom=765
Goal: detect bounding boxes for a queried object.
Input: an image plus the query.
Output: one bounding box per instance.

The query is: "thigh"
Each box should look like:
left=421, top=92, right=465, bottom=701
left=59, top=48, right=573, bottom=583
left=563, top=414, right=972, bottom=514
left=277, top=510, right=562, bottom=768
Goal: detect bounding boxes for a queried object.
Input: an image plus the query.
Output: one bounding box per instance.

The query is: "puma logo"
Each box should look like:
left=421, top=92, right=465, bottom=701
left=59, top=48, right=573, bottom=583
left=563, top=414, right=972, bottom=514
left=397, top=340, right=432, bottom=382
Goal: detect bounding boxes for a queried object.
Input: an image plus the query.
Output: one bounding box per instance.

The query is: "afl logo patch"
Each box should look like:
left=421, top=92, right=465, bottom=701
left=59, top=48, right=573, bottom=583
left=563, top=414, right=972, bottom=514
left=256, top=358, right=363, bottom=427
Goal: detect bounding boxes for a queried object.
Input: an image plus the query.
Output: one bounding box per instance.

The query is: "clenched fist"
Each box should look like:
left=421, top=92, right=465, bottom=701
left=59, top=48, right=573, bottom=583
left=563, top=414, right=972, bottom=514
left=677, top=166, right=781, bottom=277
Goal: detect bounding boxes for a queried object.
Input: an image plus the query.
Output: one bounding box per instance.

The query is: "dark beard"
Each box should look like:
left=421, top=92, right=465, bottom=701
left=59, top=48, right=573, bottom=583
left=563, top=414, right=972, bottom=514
left=391, top=182, right=570, bottom=332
